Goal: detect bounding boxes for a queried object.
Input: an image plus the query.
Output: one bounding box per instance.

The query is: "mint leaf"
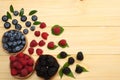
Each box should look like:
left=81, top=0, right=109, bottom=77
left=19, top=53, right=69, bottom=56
left=67, top=71, right=75, bottom=78
left=10, top=5, right=14, bottom=13
left=19, top=8, right=24, bottom=16
left=29, top=10, right=37, bottom=16
left=7, top=11, right=12, bottom=19
left=33, top=21, right=41, bottom=25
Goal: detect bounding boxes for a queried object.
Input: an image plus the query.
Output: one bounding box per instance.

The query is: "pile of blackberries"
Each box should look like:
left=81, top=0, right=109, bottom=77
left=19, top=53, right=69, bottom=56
left=35, top=55, right=59, bottom=79
left=2, top=30, right=26, bottom=53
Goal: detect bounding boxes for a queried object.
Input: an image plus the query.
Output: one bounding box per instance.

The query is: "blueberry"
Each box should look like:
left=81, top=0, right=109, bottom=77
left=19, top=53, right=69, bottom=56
left=3, top=43, right=8, bottom=50
left=75, top=65, right=83, bottom=74
left=13, top=11, right=19, bottom=16
left=4, top=22, right=11, bottom=29
left=10, top=37, right=14, bottom=41
left=31, top=15, right=38, bottom=21
left=68, top=57, right=75, bottom=65
left=2, top=15, right=8, bottom=22
left=25, top=21, right=31, bottom=27
left=76, top=51, right=84, bottom=61
left=21, top=15, right=27, bottom=22
left=13, top=42, right=17, bottom=47
left=12, top=19, right=18, bottom=25
left=19, top=45, right=24, bottom=49
left=17, top=40, right=22, bottom=45
left=4, top=32, right=9, bottom=37
left=62, top=67, right=71, bottom=75
left=7, top=48, right=12, bottom=53
left=23, top=29, right=29, bottom=34
left=15, top=46, right=21, bottom=51
left=21, top=35, right=25, bottom=40
left=22, top=41, right=26, bottom=45
left=15, top=24, right=22, bottom=30
left=7, top=33, right=12, bottom=38
left=2, top=37, right=8, bottom=43
left=7, top=42, right=13, bottom=47
left=30, top=26, right=35, bottom=31
left=59, top=51, right=67, bottom=58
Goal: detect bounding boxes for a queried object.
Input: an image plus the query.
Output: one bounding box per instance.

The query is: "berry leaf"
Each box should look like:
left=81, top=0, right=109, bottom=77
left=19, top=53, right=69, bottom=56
left=77, top=64, right=89, bottom=72
left=19, top=8, right=24, bottom=16
left=10, top=5, right=14, bottom=13
left=7, top=11, right=12, bottom=19
left=59, top=43, right=69, bottom=48
left=29, top=10, right=37, bottom=16
left=67, top=70, right=75, bottom=78
left=48, top=45, right=58, bottom=50
left=33, top=21, right=41, bottom=25
left=57, top=53, right=70, bottom=59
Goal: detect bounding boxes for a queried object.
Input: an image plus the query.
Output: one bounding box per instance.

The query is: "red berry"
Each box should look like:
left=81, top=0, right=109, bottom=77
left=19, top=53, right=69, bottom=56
left=52, top=26, right=61, bottom=35
left=12, top=61, right=23, bottom=69
left=41, top=32, right=49, bottom=40
left=47, top=42, right=57, bottom=49
left=34, top=31, right=40, bottom=37
left=38, top=40, right=45, bottom=47
left=59, top=39, right=67, bottom=46
left=30, top=40, right=37, bottom=47
left=27, top=66, right=33, bottom=73
left=24, top=54, right=30, bottom=60
left=19, top=58, right=27, bottom=66
left=40, top=22, right=46, bottom=29
left=27, top=59, right=34, bottom=66
left=9, top=55, right=16, bottom=62
left=20, top=68, right=28, bottom=77
left=36, top=48, right=43, bottom=56
left=16, top=52, right=24, bottom=58
left=11, top=68, right=18, bottom=76
left=28, top=47, right=34, bottom=55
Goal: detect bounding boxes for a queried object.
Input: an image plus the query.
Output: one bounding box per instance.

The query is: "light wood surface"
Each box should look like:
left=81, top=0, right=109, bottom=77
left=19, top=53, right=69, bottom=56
left=0, top=0, right=120, bottom=80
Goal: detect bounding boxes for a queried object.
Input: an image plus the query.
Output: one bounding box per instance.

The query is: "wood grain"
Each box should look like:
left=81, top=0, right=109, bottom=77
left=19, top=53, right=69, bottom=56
left=0, top=0, right=120, bottom=80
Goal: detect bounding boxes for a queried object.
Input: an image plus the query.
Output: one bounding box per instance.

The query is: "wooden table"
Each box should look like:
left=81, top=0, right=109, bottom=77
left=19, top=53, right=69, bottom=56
left=0, top=0, right=120, bottom=80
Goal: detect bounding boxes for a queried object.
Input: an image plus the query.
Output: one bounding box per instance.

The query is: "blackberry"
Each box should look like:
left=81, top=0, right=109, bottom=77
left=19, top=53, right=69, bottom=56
left=35, top=55, right=59, bottom=79
left=68, top=57, right=75, bottom=65
left=21, top=15, right=27, bottom=22
left=25, top=21, right=31, bottom=27
left=31, top=15, right=38, bottom=21
left=15, top=24, right=22, bottom=30
left=2, top=15, right=8, bottom=22
left=76, top=51, right=84, bottom=61
left=12, top=19, right=18, bottom=25
left=23, top=29, right=29, bottom=34
left=13, top=11, right=19, bottom=16
left=30, top=26, right=35, bottom=31
left=75, top=65, right=83, bottom=73
left=62, top=67, right=71, bottom=75
left=59, top=51, right=67, bottom=58
left=4, top=22, right=11, bottom=29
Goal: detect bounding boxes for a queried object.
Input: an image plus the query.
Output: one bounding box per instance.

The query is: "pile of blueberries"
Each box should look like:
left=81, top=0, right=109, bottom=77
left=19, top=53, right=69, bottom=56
left=2, top=10, right=38, bottom=35
left=2, top=30, right=26, bottom=53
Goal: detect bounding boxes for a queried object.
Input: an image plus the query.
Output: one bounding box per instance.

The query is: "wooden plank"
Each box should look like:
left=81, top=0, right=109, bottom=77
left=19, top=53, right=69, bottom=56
left=0, top=54, right=120, bottom=80
left=1, top=0, right=120, bottom=26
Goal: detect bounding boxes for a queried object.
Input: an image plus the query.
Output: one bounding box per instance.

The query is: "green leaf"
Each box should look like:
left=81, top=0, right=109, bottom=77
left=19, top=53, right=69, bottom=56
left=58, top=43, right=69, bottom=48
left=76, top=64, right=89, bottom=72
left=19, top=8, right=24, bottom=16
left=33, top=21, right=41, bottom=25
left=48, top=45, right=58, bottom=50
left=51, top=25, right=64, bottom=36
left=63, top=62, right=70, bottom=68
left=10, top=5, right=14, bottom=13
left=57, top=53, right=70, bottom=59
left=7, top=11, right=12, bottom=19
left=67, top=71, right=75, bottom=78
left=29, top=10, right=37, bottom=16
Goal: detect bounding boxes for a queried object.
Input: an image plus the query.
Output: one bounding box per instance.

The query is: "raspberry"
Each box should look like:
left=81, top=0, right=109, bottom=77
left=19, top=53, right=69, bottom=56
left=30, top=40, right=37, bottom=47
left=12, top=61, right=23, bottom=69
left=16, top=52, right=24, bottom=58
left=27, top=59, right=34, bottom=66
left=34, top=31, right=40, bottom=37
left=11, top=68, right=18, bottom=76
left=41, top=32, right=49, bottom=40
left=9, top=55, right=16, bottom=62
left=27, top=66, right=33, bottom=73
left=58, top=39, right=68, bottom=48
left=52, top=25, right=64, bottom=35
left=47, top=42, right=57, bottom=50
left=16, top=62, right=23, bottom=70
left=28, top=47, right=34, bottom=55
left=12, top=61, right=18, bottom=68
left=20, top=68, right=28, bottom=77
left=36, top=48, right=43, bottom=56
left=40, top=22, right=46, bottom=29
left=19, top=58, right=27, bottom=66
left=24, top=54, right=30, bottom=60
left=38, top=40, right=45, bottom=47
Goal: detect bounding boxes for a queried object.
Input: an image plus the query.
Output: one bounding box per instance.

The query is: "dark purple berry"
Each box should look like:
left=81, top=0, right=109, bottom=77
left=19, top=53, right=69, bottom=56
left=30, top=26, right=35, bottom=31
left=59, top=51, right=67, bottom=58
left=4, top=22, right=11, bottom=29
left=31, top=15, right=38, bottom=21
left=15, top=24, right=22, bottom=30
left=77, top=51, right=84, bottom=61
left=21, top=15, right=27, bottom=22
left=13, top=11, right=19, bottom=16
left=62, top=67, right=71, bottom=75
left=2, top=15, right=8, bottom=22
left=75, top=65, right=83, bottom=73
left=68, top=57, right=75, bottom=65
left=25, top=21, right=31, bottom=27
left=23, top=29, right=29, bottom=34
left=12, top=19, right=18, bottom=25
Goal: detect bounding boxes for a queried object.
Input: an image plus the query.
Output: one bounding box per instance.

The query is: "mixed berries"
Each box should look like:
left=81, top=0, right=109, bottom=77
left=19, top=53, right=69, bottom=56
left=10, top=53, right=34, bottom=78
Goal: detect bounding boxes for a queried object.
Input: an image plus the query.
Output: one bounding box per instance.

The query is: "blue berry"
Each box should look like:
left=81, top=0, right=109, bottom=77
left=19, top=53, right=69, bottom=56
left=23, top=29, right=29, bottom=34
left=31, top=15, right=38, bottom=21
left=13, top=11, right=19, bottom=16
left=2, top=15, right=8, bottom=22
left=12, top=19, right=18, bottom=25
left=4, top=22, right=11, bottom=29
left=21, top=15, right=27, bottom=22
left=15, top=24, right=22, bottom=30
left=30, top=26, right=35, bottom=31
left=3, top=43, right=8, bottom=50
left=25, top=21, right=31, bottom=27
